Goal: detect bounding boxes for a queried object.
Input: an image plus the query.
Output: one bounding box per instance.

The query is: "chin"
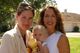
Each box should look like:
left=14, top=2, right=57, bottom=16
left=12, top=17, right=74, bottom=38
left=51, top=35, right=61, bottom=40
left=24, top=26, right=30, bottom=29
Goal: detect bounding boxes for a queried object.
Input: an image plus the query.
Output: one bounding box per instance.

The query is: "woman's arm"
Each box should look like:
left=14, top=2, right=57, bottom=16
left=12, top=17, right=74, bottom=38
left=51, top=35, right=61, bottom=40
left=58, top=34, right=70, bottom=53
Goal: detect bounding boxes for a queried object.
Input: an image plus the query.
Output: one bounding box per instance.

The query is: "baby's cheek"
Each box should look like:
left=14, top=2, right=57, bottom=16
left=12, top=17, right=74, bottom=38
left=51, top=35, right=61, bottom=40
left=38, top=37, right=41, bottom=41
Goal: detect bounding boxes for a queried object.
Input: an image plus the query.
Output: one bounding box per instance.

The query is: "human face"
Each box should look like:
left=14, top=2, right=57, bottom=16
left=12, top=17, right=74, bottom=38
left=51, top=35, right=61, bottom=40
left=43, top=8, right=56, bottom=30
left=33, top=29, right=46, bottom=42
left=16, top=10, right=33, bottom=31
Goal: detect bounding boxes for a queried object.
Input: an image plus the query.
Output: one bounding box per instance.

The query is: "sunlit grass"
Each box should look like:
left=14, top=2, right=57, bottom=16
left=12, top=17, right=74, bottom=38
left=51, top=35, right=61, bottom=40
left=68, top=37, right=80, bottom=53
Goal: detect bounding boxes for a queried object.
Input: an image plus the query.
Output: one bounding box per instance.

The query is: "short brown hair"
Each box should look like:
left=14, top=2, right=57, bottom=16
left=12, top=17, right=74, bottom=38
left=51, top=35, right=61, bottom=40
left=17, top=2, right=34, bottom=16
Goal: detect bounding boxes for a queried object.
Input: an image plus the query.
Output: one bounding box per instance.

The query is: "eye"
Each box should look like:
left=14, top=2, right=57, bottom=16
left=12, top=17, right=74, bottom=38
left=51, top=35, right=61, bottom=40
left=21, top=17, right=26, bottom=20
left=34, top=34, right=37, bottom=37
left=52, top=15, right=56, bottom=17
left=44, top=14, right=49, bottom=18
left=29, top=17, right=33, bottom=20
left=33, top=34, right=37, bottom=38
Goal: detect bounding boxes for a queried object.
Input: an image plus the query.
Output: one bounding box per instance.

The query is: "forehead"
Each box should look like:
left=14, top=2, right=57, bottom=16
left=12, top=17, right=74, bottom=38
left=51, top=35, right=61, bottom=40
left=44, top=8, right=55, bottom=14
left=21, top=10, right=33, bottom=16
left=34, top=28, right=42, bottom=32
left=33, top=28, right=43, bottom=33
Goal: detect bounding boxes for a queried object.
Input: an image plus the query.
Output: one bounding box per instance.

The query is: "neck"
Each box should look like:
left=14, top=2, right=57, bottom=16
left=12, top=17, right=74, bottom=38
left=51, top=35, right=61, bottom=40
left=20, top=29, right=26, bottom=37
left=47, top=28, right=56, bottom=35
left=18, top=25, right=26, bottom=37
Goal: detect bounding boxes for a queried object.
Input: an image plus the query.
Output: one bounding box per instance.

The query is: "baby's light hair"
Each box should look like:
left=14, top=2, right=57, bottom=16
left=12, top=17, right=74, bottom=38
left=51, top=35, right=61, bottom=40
left=32, top=25, right=48, bottom=36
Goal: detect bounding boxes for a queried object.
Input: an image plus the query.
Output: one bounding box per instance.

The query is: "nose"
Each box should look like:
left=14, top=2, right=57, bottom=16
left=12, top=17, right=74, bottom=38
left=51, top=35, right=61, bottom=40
left=23, top=18, right=30, bottom=24
left=48, top=17, right=52, bottom=21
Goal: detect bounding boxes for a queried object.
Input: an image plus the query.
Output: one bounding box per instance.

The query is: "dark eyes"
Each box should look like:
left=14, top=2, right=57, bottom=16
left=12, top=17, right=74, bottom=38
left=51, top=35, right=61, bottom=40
left=44, top=14, right=56, bottom=18
left=22, top=17, right=33, bottom=20
left=34, top=34, right=42, bottom=37
left=34, top=34, right=37, bottom=36
left=29, top=17, right=33, bottom=20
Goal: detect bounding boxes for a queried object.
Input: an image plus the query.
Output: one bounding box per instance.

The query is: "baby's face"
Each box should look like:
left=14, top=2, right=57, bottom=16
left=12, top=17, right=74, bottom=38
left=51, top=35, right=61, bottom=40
left=33, top=29, right=46, bottom=42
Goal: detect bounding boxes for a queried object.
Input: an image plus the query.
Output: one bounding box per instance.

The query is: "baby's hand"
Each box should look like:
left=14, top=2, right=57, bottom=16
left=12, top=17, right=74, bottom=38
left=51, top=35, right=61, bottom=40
left=26, top=47, right=32, bottom=53
left=37, top=41, right=42, bottom=49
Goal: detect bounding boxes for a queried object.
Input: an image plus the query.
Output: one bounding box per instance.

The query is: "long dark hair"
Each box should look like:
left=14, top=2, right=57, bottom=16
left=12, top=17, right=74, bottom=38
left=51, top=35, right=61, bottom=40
left=39, top=6, right=65, bottom=34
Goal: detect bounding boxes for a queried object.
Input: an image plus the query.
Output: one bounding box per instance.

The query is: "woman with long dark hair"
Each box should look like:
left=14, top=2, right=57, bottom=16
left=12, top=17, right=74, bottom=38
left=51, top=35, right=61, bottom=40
left=39, top=6, right=70, bottom=53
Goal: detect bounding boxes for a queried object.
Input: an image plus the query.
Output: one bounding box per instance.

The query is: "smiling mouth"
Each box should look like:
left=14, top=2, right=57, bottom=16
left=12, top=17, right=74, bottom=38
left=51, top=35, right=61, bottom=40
left=47, top=22, right=53, bottom=25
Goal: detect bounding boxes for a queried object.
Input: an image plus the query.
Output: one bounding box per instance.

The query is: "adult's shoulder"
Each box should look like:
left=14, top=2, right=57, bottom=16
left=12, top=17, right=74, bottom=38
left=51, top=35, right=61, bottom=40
left=58, top=33, right=69, bottom=43
left=2, top=29, right=15, bottom=40
left=0, top=29, right=18, bottom=53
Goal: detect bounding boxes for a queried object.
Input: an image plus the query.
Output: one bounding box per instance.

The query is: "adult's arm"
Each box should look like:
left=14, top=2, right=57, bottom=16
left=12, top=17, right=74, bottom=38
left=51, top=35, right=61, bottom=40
left=58, top=34, right=70, bottom=53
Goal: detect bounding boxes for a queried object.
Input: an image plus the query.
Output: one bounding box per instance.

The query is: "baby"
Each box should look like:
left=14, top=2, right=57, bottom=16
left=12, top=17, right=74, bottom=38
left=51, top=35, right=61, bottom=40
left=32, top=25, right=49, bottom=53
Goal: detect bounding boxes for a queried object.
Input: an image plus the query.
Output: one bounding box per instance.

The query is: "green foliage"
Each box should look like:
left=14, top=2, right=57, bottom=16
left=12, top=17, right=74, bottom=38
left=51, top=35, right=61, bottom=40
left=27, top=0, right=46, bottom=10
left=72, top=26, right=79, bottom=32
left=0, top=0, right=22, bottom=33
